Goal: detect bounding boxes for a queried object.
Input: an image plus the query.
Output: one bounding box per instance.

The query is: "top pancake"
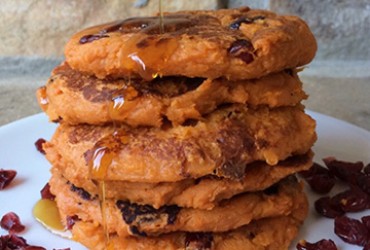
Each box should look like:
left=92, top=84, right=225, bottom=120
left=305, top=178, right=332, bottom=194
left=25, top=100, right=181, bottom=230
left=65, top=7, right=317, bottom=80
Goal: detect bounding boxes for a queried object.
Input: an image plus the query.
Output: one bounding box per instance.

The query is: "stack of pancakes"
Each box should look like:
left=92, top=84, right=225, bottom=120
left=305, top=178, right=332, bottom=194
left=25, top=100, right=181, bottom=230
left=37, top=7, right=317, bottom=250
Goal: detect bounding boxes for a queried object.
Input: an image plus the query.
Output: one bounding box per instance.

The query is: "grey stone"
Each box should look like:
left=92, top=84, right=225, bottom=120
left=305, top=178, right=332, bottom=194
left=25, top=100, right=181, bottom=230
left=0, top=0, right=220, bottom=58
left=228, top=0, right=370, bottom=61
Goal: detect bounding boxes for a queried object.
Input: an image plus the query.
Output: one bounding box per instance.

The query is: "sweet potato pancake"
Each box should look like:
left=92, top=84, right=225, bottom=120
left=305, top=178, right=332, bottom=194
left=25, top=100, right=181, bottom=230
left=44, top=105, right=316, bottom=182
left=50, top=151, right=312, bottom=209
left=65, top=7, right=317, bottom=80
left=38, top=63, right=306, bottom=127
left=50, top=174, right=306, bottom=237
left=70, top=209, right=307, bottom=250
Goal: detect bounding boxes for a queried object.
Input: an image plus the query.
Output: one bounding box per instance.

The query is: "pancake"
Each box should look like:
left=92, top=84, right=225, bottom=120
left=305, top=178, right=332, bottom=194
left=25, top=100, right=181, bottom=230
left=44, top=105, right=316, bottom=183
left=37, top=63, right=306, bottom=127
left=50, top=151, right=312, bottom=209
left=64, top=7, right=317, bottom=80
left=69, top=207, right=307, bottom=250
left=50, top=174, right=306, bottom=237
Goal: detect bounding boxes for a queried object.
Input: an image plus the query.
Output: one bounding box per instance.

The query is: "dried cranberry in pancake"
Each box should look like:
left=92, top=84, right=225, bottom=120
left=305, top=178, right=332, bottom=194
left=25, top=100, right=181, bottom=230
left=0, top=169, right=17, bottom=190
left=66, top=215, right=80, bottom=230
left=185, top=232, right=213, bottom=250
left=229, top=16, right=265, bottom=30
left=68, top=182, right=93, bottom=201
left=79, top=34, right=109, bottom=44
left=116, top=200, right=180, bottom=226
left=227, top=39, right=254, bottom=64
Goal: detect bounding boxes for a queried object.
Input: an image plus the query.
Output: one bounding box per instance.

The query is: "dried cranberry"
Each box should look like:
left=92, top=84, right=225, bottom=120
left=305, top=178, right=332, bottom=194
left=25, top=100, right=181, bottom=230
left=362, top=216, right=370, bottom=230
left=0, top=234, right=46, bottom=250
left=34, top=138, right=46, bottom=154
left=40, top=183, right=55, bottom=200
left=324, top=157, right=363, bottom=184
left=228, top=40, right=253, bottom=54
left=227, top=39, right=254, bottom=64
left=79, top=34, right=109, bottom=44
left=356, top=173, right=370, bottom=195
left=0, top=212, right=25, bottom=234
left=229, top=16, right=265, bottom=30
left=300, top=163, right=330, bottom=178
left=185, top=232, right=213, bottom=250
left=364, top=163, right=370, bottom=175
left=331, top=186, right=370, bottom=212
left=314, top=197, right=344, bottom=218
left=307, top=174, right=336, bottom=194
left=0, top=169, right=17, bottom=190
left=296, top=239, right=338, bottom=250
left=364, top=243, right=370, bottom=250
left=299, top=163, right=336, bottom=194
left=334, top=215, right=369, bottom=246
left=66, top=215, right=79, bottom=230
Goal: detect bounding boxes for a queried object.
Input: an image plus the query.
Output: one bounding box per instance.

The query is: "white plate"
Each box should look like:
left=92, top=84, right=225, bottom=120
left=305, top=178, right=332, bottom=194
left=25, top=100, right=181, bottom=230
left=0, top=111, right=369, bottom=249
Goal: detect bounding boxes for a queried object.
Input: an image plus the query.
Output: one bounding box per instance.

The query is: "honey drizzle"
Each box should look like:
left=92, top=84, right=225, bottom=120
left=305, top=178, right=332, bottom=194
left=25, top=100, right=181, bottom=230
left=159, top=0, right=164, bottom=33
left=87, top=3, right=168, bottom=249
left=89, top=137, right=114, bottom=248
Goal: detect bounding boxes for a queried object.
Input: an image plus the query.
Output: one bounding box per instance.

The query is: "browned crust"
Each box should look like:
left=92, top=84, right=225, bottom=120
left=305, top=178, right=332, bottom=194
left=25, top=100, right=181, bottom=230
left=38, top=63, right=307, bottom=127
left=44, top=105, right=316, bottom=182
left=65, top=7, right=317, bottom=80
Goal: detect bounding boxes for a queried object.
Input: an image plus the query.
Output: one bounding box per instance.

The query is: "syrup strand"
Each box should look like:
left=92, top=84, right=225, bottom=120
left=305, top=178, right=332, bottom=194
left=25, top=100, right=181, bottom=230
left=159, top=0, right=164, bottom=33
left=98, top=180, right=111, bottom=246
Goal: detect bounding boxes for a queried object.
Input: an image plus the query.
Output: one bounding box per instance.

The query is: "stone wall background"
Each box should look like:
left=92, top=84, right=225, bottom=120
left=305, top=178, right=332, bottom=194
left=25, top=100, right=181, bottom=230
left=0, top=0, right=369, bottom=130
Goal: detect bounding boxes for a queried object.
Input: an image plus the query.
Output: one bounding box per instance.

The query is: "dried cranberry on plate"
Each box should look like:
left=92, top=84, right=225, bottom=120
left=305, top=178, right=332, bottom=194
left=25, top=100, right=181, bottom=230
left=296, top=239, right=338, bottom=250
left=323, top=157, right=363, bottom=184
left=34, top=138, right=46, bottom=154
left=331, top=186, right=370, bottom=213
left=40, top=183, right=55, bottom=200
left=0, top=234, right=46, bottom=249
left=334, top=215, right=370, bottom=247
left=0, top=212, right=25, bottom=234
left=314, top=196, right=344, bottom=218
left=0, top=169, right=17, bottom=190
left=299, top=163, right=335, bottom=194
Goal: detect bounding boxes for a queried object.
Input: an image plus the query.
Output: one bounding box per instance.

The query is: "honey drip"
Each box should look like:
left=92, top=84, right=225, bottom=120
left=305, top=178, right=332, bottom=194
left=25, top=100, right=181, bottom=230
left=33, top=199, right=65, bottom=232
left=159, top=0, right=164, bottom=33
left=89, top=141, right=113, bottom=248
left=89, top=131, right=130, bottom=249
left=108, top=83, right=138, bottom=121
left=80, top=15, right=194, bottom=80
